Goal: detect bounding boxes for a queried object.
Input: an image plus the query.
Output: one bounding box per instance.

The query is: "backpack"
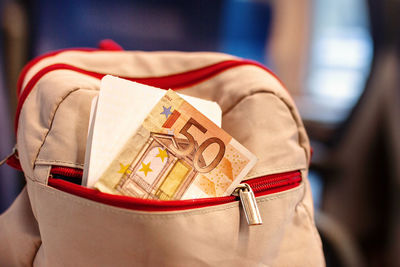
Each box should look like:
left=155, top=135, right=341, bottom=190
left=0, top=43, right=324, bottom=266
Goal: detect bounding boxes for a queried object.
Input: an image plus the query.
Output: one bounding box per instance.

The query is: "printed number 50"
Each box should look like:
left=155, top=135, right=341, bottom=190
left=170, top=118, right=226, bottom=173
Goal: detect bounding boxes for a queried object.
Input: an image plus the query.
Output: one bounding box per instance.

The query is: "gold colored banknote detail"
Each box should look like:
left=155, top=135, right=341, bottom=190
left=95, top=90, right=257, bottom=200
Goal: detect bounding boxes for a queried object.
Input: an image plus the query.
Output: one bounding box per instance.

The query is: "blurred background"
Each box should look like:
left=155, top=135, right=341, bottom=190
left=0, top=0, right=399, bottom=266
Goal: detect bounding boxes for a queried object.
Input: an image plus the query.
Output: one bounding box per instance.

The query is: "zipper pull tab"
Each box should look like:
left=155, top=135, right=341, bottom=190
left=233, top=183, right=263, bottom=226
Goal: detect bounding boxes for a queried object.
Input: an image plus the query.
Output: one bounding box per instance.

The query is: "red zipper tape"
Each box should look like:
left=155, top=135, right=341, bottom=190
left=5, top=154, right=22, bottom=171
left=7, top=48, right=290, bottom=178
left=15, top=49, right=283, bottom=134
left=48, top=167, right=301, bottom=212
left=17, top=48, right=98, bottom=97
left=11, top=48, right=289, bottom=172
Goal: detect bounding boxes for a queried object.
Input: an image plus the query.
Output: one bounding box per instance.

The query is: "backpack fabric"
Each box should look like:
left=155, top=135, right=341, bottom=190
left=0, top=47, right=324, bottom=266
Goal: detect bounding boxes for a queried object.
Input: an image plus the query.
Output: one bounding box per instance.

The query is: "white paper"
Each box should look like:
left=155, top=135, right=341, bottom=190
left=83, top=75, right=222, bottom=188
left=81, top=96, right=98, bottom=187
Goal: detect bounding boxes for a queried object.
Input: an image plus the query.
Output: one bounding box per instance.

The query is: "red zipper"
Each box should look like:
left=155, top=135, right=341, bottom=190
left=14, top=49, right=283, bottom=134
left=9, top=48, right=285, bottom=170
left=48, top=166, right=301, bottom=212
left=17, top=48, right=98, bottom=97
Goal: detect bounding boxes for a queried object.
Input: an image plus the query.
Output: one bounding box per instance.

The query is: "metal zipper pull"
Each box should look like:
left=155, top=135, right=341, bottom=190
left=233, top=183, right=263, bottom=226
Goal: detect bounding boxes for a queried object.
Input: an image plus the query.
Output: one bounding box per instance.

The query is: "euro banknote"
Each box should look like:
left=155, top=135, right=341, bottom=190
left=95, top=89, right=257, bottom=200
left=82, top=75, right=222, bottom=188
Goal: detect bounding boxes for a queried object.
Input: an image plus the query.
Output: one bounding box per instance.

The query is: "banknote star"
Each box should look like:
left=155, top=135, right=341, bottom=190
left=160, top=106, right=172, bottom=119
left=139, top=161, right=153, bottom=177
left=118, top=163, right=131, bottom=174
left=156, top=148, right=168, bottom=163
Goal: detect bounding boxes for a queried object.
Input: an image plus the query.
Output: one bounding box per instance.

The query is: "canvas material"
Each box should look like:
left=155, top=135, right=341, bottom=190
left=19, top=51, right=235, bottom=94
left=0, top=50, right=324, bottom=266
left=0, top=187, right=41, bottom=267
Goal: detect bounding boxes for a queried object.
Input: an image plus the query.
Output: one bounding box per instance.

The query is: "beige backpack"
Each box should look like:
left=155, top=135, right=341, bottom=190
left=0, top=45, right=324, bottom=266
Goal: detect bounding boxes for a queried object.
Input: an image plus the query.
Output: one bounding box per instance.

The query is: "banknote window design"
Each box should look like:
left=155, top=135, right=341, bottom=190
left=116, top=133, right=204, bottom=200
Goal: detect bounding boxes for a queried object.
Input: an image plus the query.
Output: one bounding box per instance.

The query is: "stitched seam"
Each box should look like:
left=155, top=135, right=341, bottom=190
left=223, top=90, right=308, bottom=161
left=222, top=90, right=310, bottom=177
left=222, top=89, right=315, bottom=223
left=31, top=87, right=97, bottom=182
left=222, top=90, right=274, bottom=116
left=35, top=159, right=84, bottom=167
left=32, top=87, right=82, bottom=170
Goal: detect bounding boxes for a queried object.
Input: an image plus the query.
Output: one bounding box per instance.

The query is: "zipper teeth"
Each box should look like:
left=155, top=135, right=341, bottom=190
left=51, top=166, right=83, bottom=177
left=49, top=167, right=301, bottom=195
left=247, top=172, right=301, bottom=192
left=16, top=49, right=299, bottom=211
left=48, top=168, right=301, bottom=211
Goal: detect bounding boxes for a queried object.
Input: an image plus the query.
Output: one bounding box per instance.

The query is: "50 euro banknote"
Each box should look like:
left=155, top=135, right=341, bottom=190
left=95, top=89, right=257, bottom=200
